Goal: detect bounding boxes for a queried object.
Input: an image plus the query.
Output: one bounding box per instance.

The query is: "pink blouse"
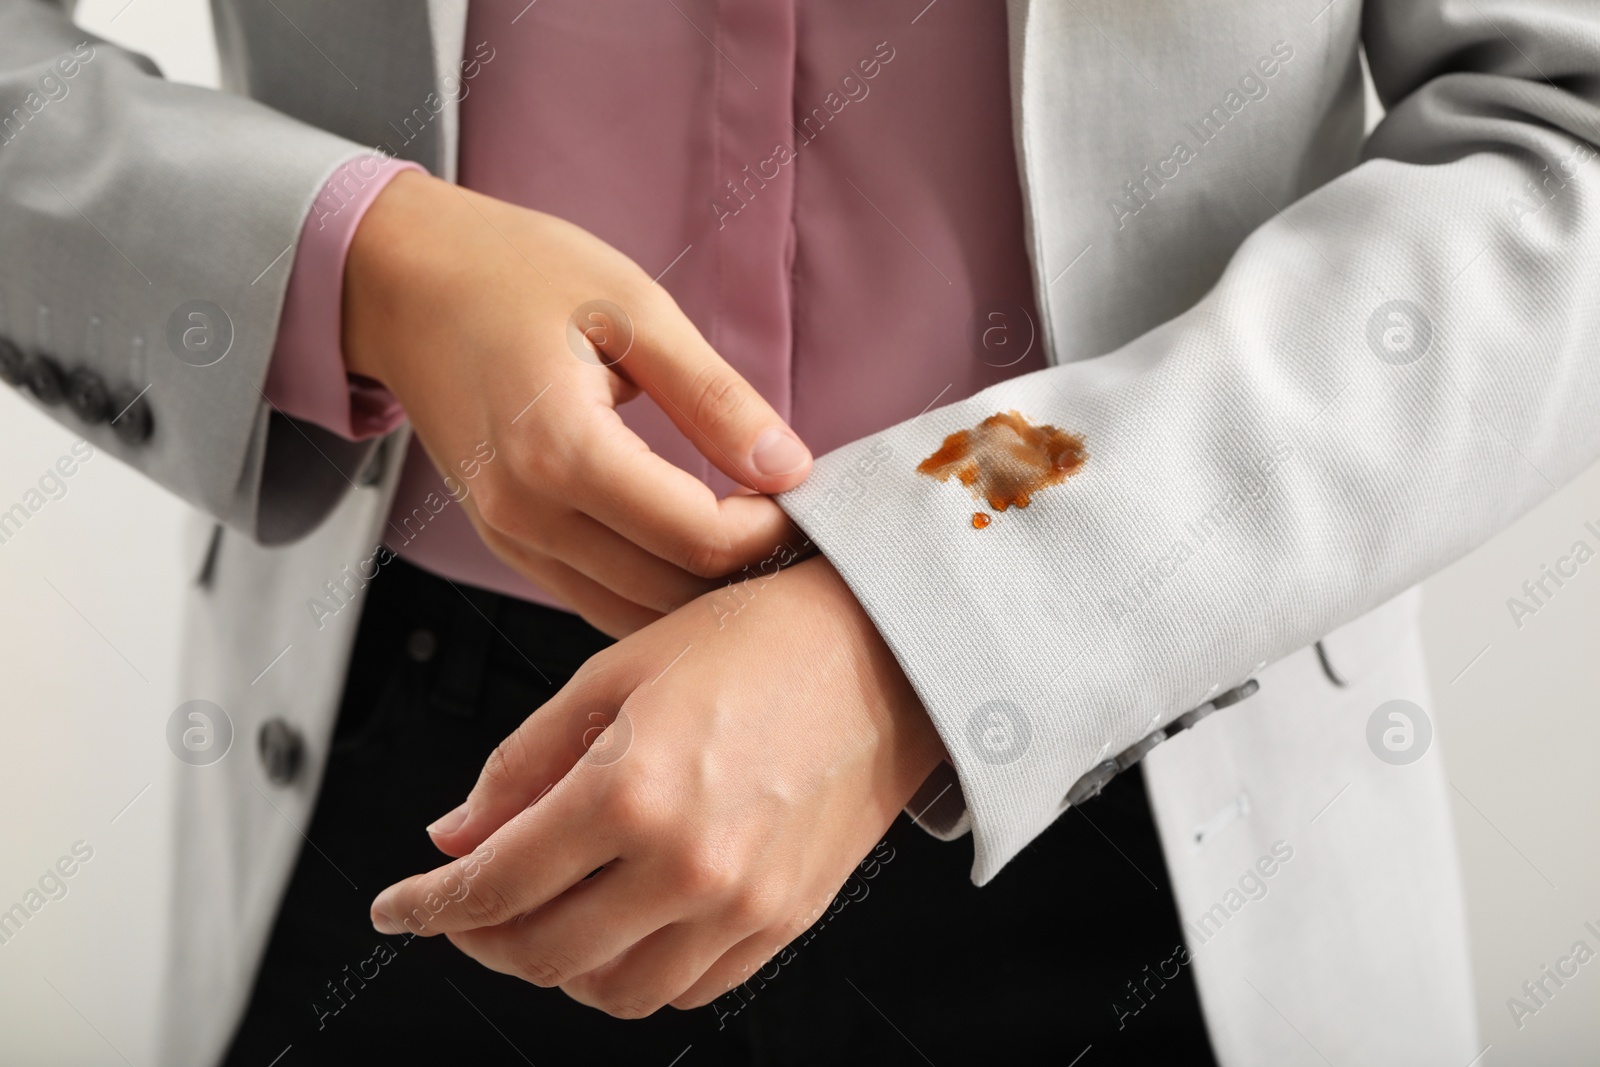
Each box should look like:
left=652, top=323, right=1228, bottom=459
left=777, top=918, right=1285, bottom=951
left=266, top=0, right=1043, bottom=609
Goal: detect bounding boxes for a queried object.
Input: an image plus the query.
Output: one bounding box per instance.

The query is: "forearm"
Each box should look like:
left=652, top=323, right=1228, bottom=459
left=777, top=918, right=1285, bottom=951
left=0, top=0, right=376, bottom=541
left=782, top=0, right=1600, bottom=883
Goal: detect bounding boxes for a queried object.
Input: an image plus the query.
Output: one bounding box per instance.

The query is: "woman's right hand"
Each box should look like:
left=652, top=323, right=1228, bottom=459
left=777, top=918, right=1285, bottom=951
left=343, top=170, right=811, bottom=637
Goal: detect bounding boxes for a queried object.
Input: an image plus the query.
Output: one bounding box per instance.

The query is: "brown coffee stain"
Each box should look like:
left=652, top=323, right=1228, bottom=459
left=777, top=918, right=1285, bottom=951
left=918, top=411, right=1087, bottom=523
left=972, top=512, right=992, bottom=529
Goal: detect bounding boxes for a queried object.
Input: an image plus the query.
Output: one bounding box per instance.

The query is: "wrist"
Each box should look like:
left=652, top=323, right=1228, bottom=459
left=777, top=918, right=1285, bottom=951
left=342, top=168, right=454, bottom=385
left=797, top=556, right=949, bottom=789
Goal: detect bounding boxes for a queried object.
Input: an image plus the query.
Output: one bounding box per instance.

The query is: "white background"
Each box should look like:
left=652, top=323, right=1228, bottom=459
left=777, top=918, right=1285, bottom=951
left=0, top=2, right=1595, bottom=1063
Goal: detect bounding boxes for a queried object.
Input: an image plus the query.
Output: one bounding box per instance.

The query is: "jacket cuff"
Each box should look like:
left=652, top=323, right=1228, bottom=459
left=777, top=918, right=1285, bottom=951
left=778, top=408, right=1265, bottom=888
left=779, top=428, right=1063, bottom=886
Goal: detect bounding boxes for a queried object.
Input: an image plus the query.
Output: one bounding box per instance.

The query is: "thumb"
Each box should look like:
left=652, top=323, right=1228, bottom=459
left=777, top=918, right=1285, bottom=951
left=622, top=297, right=812, bottom=493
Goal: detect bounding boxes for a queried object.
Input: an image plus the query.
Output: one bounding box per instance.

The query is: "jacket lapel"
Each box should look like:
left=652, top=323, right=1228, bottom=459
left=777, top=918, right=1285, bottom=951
left=426, top=0, right=470, bottom=182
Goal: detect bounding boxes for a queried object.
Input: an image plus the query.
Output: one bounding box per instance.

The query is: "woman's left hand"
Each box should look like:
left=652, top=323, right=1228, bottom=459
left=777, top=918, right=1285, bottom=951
left=369, top=553, right=949, bottom=1016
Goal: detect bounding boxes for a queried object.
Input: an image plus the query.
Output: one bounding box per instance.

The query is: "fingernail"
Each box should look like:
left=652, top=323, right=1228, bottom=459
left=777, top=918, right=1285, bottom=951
left=372, top=910, right=403, bottom=935
left=750, top=427, right=810, bottom=478
left=426, top=802, right=468, bottom=836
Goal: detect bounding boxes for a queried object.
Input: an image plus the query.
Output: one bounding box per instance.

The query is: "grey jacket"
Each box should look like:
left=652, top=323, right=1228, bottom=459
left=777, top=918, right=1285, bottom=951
left=5, top=0, right=1597, bottom=1063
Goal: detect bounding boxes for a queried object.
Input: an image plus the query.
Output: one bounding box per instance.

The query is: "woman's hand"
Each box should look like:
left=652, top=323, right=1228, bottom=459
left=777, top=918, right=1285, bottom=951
left=369, top=555, right=949, bottom=1016
left=344, top=170, right=812, bottom=636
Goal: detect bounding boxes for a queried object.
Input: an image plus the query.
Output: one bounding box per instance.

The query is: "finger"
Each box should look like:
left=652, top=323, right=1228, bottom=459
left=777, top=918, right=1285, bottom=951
left=504, top=401, right=799, bottom=580
left=475, top=524, right=664, bottom=638
left=511, top=508, right=718, bottom=614
left=668, top=924, right=802, bottom=1010
left=425, top=653, right=638, bottom=859
left=562, top=410, right=800, bottom=577
left=621, top=297, right=812, bottom=494
left=446, top=860, right=673, bottom=991
left=564, top=920, right=752, bottom=1019
left=372, top=769, right=619, bottom=936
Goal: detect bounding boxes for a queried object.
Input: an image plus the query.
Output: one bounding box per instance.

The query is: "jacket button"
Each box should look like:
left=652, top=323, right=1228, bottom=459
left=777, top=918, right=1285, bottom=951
left=0, top=338, right=24, bottom=385
left=1064, top=759, right=1120, bottom=808
left=67, top=368, right=110, bottom=424
left=258, top=719, right=304, bottom=785
left=109, top=385, right=154, bottom=444
left=25, top=354, right=66, bottom=405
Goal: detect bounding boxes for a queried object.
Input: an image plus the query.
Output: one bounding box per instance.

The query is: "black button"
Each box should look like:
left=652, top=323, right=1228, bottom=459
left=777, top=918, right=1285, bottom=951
left=0, top=338, right=24, bottom=385
left=406, top=628, right=437, bottom=663
left=67, top=368, right=110, bottom=424
left=109, top=385, right=153, bottom=444
left=258, top=718, right=304, bottom=785
left=25, top=354, right=66, bottom=405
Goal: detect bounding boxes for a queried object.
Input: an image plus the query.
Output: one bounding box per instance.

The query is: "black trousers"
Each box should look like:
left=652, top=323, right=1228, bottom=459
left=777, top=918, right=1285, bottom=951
left=223, top=556, right=1216, bottom=1066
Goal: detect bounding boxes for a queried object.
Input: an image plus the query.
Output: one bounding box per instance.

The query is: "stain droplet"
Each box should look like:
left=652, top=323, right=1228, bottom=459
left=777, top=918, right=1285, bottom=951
left=918, top=410, right=1087, bottom=523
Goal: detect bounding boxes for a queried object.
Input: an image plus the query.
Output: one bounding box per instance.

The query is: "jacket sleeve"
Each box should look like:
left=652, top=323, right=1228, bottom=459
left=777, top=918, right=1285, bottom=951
left=0, top=0, right=386, bottom=544
left=780, top=0, right=1600, bottom=884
